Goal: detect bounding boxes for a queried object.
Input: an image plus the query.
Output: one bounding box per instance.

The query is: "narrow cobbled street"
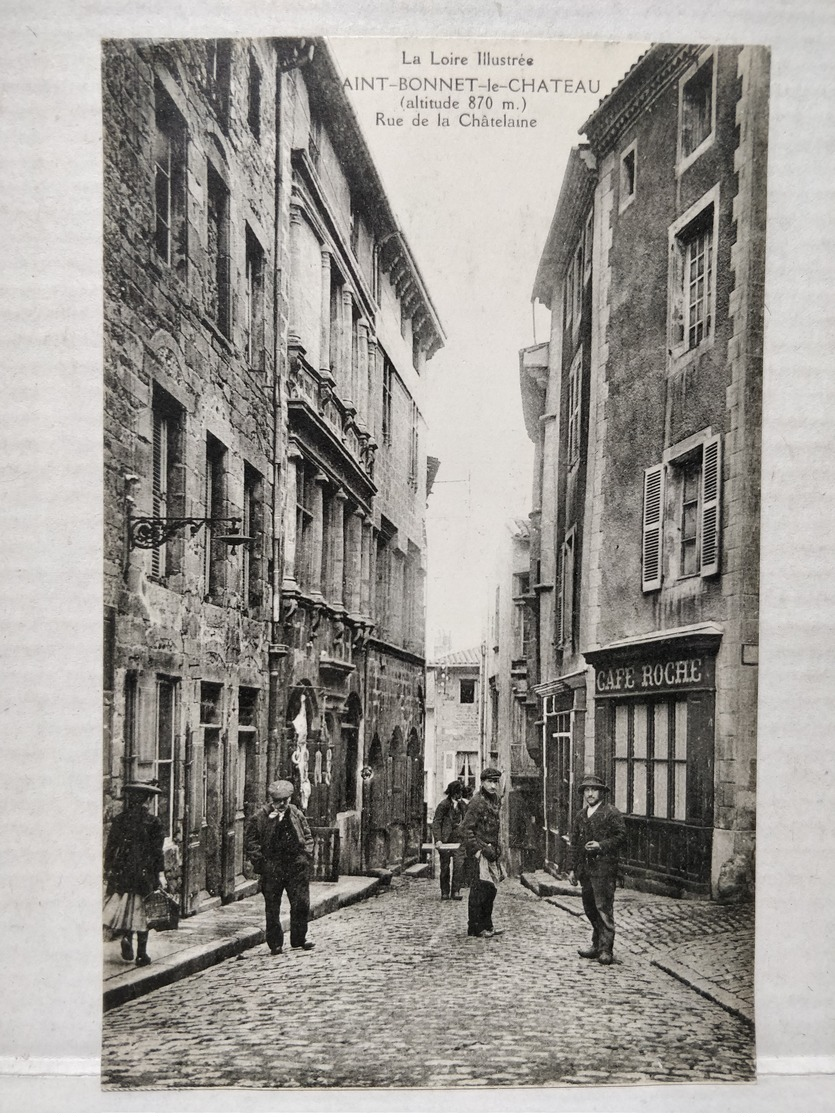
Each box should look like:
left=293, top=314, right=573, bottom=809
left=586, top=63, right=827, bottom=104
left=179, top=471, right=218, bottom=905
left=102, top=876, right=754, bottom=1089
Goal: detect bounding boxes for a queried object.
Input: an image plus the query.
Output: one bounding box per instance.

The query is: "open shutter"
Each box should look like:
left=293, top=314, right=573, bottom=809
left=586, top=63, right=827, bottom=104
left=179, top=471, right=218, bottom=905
left=556, top=541, right=565, bottom=645
left=700, top=434, right=722, bottom=576
left=563, top=532, right=576, bottom=650
left=151, top=410, right=167, bottom=579
left=641, top=464, right=665, bottom=591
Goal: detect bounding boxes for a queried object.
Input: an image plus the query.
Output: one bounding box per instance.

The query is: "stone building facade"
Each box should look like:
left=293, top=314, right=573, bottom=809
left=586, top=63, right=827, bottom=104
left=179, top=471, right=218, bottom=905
left=424, top=649, right=483, bottom=822
left=485, top=518, right=543, bottom=876
left=103, top=38, right=443, bottom=914
left=520, top=45, right=768, bottom=899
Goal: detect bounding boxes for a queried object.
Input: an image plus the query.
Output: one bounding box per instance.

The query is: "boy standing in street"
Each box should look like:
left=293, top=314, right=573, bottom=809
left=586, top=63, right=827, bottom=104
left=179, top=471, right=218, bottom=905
left=461, top=767, right=505, bottom=938
left=569, top=773, right=626, bottom=965
left=432, top=780, right=467, bottom=900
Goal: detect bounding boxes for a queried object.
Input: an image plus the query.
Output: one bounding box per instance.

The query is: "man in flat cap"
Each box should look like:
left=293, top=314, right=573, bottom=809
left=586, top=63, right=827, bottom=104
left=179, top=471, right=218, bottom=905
left=432, top=780, right=467, bottom=900
left=461, top=767, right=505, bottom=938
left=569, top=773, right=626, bottom=965
left=245, top=779, right=315, bottom=955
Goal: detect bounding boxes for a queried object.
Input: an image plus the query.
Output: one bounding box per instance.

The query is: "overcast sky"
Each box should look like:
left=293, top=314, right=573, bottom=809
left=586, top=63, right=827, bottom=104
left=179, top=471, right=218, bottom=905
left=329, top=37, right=647, bottom=654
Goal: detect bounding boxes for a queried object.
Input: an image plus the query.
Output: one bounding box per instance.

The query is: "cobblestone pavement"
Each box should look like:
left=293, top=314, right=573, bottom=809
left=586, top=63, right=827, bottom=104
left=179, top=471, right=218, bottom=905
left=545, top=891, right=754, bottom=1015
left=102, top=877, right=754, bottom=1090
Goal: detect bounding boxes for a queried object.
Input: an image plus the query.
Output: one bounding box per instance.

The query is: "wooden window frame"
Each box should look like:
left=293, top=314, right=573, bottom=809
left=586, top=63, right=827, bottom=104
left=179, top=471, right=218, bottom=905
left=677, top=49, right=717, bottom=175
left=153, top=79, right=187, bottom=275
left=619, top=140, right=637, bottom=214
left=244, top=226, right=265, bottom=370
left=668, top=186, right=720, bottom=368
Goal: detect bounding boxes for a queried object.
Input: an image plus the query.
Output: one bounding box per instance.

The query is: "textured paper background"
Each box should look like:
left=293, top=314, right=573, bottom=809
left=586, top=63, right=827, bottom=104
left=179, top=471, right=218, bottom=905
left=1, top=0, right=833, bottom=1109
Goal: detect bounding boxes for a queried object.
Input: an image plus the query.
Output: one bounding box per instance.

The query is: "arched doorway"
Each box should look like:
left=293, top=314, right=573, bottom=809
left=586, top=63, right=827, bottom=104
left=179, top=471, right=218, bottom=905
left=342, top=693, right=362, bottom=813
left=388, top=727, right=407, bottom=862
left=366, top=732, right=388, bottom=866
left=406, top=727, right=424, bottom=855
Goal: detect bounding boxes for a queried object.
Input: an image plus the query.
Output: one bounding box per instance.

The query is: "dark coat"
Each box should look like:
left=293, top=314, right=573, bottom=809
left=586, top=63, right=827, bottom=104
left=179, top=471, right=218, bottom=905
left=569, top=801, right=626, bottom=880
left=104, top=806, right=165, bottom=897
left=461, top=790, right=501, bottom=859
left=432, top=795, right=466, bottom=843
left=245, top=803, right=314, bottom=874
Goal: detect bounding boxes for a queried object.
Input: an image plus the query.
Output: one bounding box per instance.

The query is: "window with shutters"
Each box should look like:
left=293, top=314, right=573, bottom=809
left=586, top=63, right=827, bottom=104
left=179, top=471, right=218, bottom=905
left=155, top=676, right=179, bottom=837
left=677, top=50, right=716, bottom=172
left=242, top=463, right=264, bottom=611
left=381, top=354, right=393, bottom=445
left=150, top=384, right=185, bottom=581
left=641, top=464, right=665, bottom=592
left=460, top=679, right=476, bottom=704
left=557, top=527, right=576, bottom=649
left=153, top=80, right=187, bottom=275
left=205, top=433, right=228, bottom=600
left=566, top=348, right=582, bottom=466
left=244, top=226, right=265, bottom=369
left=668, top=188, right=718, bottom=365
left=563, top=239, right=584, bottom=335
left=294, top=458, right=314, bottom=592
left=643, top=433, right=722, bottom=590
left=206, top=164, right=231, bottom=337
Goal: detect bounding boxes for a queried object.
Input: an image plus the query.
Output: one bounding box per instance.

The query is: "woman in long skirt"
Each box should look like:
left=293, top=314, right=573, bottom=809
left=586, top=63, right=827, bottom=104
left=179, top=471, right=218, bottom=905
left=103, top=782, right=167, bottom=966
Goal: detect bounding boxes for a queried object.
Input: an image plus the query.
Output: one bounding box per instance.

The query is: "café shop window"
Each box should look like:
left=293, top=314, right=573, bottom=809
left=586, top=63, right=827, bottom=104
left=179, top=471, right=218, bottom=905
left=613, top=698, right=688, bottom=822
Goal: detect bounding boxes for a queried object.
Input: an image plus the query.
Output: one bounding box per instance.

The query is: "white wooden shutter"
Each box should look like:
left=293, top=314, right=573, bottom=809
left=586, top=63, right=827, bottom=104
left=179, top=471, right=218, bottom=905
left=443, top=751, right=456, bottom=778
left=699, top=434, right=722, bottom=576
left=642, top=464, right=665, bottom=592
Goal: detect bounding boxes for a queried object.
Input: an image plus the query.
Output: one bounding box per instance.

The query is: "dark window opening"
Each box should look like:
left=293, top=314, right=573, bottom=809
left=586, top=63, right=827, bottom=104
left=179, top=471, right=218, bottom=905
left=247, top=53, right=261, bottom=139
left=460, top=679, right=476, bottom=704
left=206, top=164, right=231, bottom=337
left=153, top=80, right=187, bottom=274
left=681, top=56, right=714, bottom=159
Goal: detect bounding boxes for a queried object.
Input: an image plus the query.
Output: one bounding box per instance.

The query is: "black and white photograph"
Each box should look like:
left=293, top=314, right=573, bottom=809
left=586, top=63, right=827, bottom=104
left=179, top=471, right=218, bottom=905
left=2, top=1, right=834, bottom=1110
left=99, top=34, right=764, bottom=1089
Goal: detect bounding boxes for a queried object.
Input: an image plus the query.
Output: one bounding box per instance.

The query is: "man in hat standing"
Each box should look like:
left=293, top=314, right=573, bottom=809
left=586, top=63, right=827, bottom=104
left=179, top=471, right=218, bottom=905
left=245, top=779, right=315, bottom=955
left=569, top=773, right=626, bottom=965
left=432, top=780, right=467, bottom=900
left=461, top=767, right=505, bottom=938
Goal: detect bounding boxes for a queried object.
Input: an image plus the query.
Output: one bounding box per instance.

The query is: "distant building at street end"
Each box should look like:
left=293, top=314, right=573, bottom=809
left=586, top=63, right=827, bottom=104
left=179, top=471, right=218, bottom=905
left=484, top=517, right=543, bottom=876
left=520, top=44, right=768, bottom=900
left=103, top=37, right=444, bottom=917
left=425, top=647, right=484, bottom=822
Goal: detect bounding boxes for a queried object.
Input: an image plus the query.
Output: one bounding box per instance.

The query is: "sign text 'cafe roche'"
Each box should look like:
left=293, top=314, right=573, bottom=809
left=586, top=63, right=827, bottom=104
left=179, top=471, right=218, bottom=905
left=594, top=654, right=716, bottom=697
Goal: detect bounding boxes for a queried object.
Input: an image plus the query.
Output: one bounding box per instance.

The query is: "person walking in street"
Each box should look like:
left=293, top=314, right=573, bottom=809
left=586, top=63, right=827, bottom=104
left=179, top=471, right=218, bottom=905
left=245, top=779, right=315, bottom=956
left=432, top=780, right=467, bottom=900
left=103, top=781, right=167, bottom=967
left=462, top=767, right=505, bottom=938
left=569, top=773, right=626, bottom=965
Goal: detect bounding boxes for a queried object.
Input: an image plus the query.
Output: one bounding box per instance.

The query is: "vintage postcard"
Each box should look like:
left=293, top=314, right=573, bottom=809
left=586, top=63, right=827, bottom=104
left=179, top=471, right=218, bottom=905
left=97, top=33, right=766, bottom=1090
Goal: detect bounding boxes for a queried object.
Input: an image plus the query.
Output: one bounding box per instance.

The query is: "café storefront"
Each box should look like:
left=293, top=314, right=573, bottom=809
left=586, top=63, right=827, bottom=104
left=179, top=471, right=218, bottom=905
left=584, top=625, right=723, bottom=896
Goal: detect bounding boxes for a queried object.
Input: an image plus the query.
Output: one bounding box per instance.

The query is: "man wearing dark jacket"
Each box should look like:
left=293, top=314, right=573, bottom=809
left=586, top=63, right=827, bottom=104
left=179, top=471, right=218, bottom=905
left=569, top=773, right=626, bottom=965
left=245, top=779, right=315, bottom=956
left=432, top=780, right=466, bottom=900
left=461, top=767, right=504, bottom=938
